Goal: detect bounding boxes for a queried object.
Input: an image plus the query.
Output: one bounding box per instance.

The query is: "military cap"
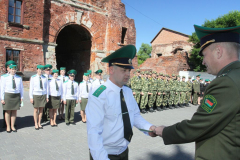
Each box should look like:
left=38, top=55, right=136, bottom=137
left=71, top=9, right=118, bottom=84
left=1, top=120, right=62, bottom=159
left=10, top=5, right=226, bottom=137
left=9, top=65, right=17, bottom=69
left=87, top=70, right=92, bottom=74
left=182, top=76, right=186, bottom=78
left=136, top=69, right=140, bottom=72
left=172, top=74, right=176, bottom=77
left=196, top=74, right=201, bottom=77
left=152, top=71, right=157, bottom=74
left=52, top=69, right=59, bottom=73
left=159, top=73, right=163, bottom=76
left=194, top=25, right=240, bottom=56
left=67, top=69, right=77, bottom=76
left=162, top=74, right=165, bottom=77
left=84, top=72, right=89, bottom=76
left=166, top=74, right=169, bottom=77
left=188, top=76, right=192, bottom=79
left=60, top=67, right=66, bottom=71
left=177, top=75, right=180, bottom=77
left=101, top=45, right=136, bottom=69
left=37, top=65, right=44, bottom=70
left=140, top=71, right=144, bottom=74
left=44, top=64, right=52, bottom=70
left=200, top=78, right=203, bottom=80
left=5, top=60, right=16, bottom=68
left=205, top=79, right=209, bottom=82
left=192, top=79, right=196, bottom=81
left=95, top=69, right=103, bottom=75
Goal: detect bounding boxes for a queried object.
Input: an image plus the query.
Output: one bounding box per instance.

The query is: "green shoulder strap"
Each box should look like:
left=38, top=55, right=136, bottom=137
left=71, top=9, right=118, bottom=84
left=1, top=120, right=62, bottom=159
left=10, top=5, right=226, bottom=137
left=93, top=85, right=106, bottom=97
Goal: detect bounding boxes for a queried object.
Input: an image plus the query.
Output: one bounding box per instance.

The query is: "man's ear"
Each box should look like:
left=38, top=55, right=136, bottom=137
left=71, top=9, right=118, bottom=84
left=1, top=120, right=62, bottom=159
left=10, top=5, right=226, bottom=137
left=215, top=45, right=223, bottom=59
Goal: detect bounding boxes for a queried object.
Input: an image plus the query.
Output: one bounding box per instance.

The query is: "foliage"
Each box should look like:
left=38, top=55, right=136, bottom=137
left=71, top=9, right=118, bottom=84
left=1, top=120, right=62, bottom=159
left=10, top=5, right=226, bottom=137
left=189, top=10, right=240, bottom=71
left=137, top=43, right=152, bottom=65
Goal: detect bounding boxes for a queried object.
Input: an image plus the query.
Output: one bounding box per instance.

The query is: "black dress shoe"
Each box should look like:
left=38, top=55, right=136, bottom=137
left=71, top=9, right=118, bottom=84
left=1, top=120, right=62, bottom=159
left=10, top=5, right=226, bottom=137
left=39, top=126, right=43, bottom=129
left=12, top=129, right=17, bottom=132
left=35, top=127, right=39, bottom=130
left=51, top=125, right=54, bottom=127
left=66, top=123, right=70, bottom=126
left=7, top=130, right=11, bottom=133
left=54, top=124, right=58, bottom=127
left=70, top=122, right=76, bottom=125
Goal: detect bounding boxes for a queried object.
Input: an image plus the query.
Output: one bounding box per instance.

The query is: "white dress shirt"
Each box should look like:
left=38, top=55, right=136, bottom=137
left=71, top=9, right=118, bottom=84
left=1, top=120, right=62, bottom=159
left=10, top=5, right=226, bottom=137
left=91, top=78, right=104, bottom=90
left=29, top=74, right=49, bottom=99
left=43, top=74, right=53, bottom=80
left=86, top=79, right=152, bottom=160
left=58, top=75, right=69, bottom=84
left=48, top=77, right=63, bottom=99
left=78, top=80, right=92, bottom=100
left=1, top=74, right=24, bottom=100
left=62, top=79, right=79, bottom=101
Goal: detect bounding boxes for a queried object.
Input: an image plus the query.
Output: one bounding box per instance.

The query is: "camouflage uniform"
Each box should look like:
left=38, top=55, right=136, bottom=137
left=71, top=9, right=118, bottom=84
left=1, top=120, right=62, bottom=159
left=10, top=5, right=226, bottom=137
left=168, top=75, right=176, bottom=109
left=162, top=75, right=170, bottom=110
left=140, top=72, right=149, bottom=111
left=180, top=77, right=188, bottom=106
left=148, top=71, right=158, bottom=111
left=186, top=76, right=193, bottom=106
left=131, top=70, right=142, bottom=104
left=174, top=76, right=181, bottom=108
left=156, top=73, right=164, bottom=110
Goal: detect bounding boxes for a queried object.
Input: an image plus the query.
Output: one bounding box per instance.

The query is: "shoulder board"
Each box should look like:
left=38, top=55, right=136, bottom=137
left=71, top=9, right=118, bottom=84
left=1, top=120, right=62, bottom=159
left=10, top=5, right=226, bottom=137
left=217, top=69, right=232, bottom=78
left=2, top=74, right=9, bottom=77
left=1, top=73, right=7, bottom=77
left=64, top=80, right=68, bottom=83
left=48, top=78, right=52, bottom=80
left=42, top=75, right=46, bottom=78
left=31, top=74, right=37, bottom=77
left=80, top=81, right=84, bottom=84
left=93, top=85, right=106, bottom=97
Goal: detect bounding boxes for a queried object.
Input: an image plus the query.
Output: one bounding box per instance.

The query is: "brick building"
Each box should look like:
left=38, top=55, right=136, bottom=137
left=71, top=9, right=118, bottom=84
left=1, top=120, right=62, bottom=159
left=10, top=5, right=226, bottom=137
left=140, top=27, right=193, bottom=75
left=0, top=0, right=137, bottom=81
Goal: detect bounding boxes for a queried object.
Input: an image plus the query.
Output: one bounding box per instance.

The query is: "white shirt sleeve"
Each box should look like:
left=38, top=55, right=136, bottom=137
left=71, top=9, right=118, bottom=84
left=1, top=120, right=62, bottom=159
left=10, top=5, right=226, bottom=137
left=29, top=77, right=34, bottom=99
left=1, top=77, right=5, bottom=100
left=86, top=93, right=110, bottom=160
left=20, top=77, right=24, bottom=99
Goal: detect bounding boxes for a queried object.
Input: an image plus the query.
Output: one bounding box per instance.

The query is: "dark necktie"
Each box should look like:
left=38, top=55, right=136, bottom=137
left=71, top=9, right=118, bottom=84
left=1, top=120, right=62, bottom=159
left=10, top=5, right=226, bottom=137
left=86, top=82, right=89, bottom=93
left=120, top=89, right=133, bottom=142
left=12, top=76, right=16, bottom=89
left=40, top=76, right=43, bottom=89
left=55, top=80, right=59, bottom=91
left=63, top=77, right=65, bottom=82
left=71, top=82, right=74, bottom=95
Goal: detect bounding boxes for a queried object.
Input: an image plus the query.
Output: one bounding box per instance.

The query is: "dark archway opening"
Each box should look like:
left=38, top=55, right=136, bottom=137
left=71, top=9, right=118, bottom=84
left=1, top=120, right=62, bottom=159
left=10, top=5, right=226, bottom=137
left=56, top=24, right=91, bottom=83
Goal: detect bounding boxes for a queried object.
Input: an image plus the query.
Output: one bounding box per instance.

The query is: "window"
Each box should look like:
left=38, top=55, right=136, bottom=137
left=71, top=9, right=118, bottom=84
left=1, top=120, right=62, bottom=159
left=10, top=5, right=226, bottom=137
left=121, top=27, right=127, bottom=44
left=6, top=49, right=20, bottom=70
left=8, top=0, right=22, bottom=24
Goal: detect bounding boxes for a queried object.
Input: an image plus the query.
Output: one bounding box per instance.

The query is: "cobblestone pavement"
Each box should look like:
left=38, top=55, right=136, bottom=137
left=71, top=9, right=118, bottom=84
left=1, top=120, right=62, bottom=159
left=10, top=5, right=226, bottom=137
left=0, top=91, right=196, bottom=160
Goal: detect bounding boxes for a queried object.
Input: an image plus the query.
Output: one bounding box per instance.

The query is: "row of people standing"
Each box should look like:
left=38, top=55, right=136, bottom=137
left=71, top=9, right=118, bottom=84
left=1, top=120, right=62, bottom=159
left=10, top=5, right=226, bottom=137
left=130, top=70, right=211, bottom=114
left=0, top=60, right=104, bottom=132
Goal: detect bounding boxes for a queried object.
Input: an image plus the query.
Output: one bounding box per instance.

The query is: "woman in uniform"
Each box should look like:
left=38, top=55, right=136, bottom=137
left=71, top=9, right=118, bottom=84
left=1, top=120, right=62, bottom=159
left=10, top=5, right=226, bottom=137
left=29, top=65, right=49, bottom=130
left=1, top=65, right=23, bottom=133
left=48, top=69, right=62, bottom=126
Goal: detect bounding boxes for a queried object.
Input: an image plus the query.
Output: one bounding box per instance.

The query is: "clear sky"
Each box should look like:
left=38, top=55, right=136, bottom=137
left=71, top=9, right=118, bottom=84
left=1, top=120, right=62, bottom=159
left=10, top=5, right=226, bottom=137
left=122, top=0, right=240, bottom=51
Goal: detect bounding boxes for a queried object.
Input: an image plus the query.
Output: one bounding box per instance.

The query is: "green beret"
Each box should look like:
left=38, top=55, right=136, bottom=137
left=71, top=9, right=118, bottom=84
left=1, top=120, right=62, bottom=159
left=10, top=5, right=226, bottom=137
left=37, top=65, right=45, bottom=70
left=44, top=64, right=52, bottom=70
left=194, top=25, right=240, bottom=56
left=5, top=60, right=16, bottom=68
left=60, top=67, right=66, bottom=71
left=52, top=69, right=59, bottom=73
left=9, top=65, right=17, bottom=69
left=84, top=73, right=89, bottom=76
left=101, top=45, right=136, bottom=69
left=87, top=70, right=92, bottom=74
left=67, top=69, right=77, bottom=76
left=196, top=74, right=201, bottom=77
left=95, top=69, right=103, bottom=75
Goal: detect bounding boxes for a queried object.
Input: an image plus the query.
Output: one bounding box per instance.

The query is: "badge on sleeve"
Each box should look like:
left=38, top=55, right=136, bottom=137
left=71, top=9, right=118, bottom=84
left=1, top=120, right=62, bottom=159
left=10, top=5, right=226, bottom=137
left=93, top=85, right=106, bottom=97
left=201, top=95, right=217, bottom=113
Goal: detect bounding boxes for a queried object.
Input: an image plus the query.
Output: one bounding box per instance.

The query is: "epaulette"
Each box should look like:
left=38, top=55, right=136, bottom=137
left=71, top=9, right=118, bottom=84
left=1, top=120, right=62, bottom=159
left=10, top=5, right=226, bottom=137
left=217, top=69, right=231, bottom=78
left=80, top=81, right=83, bottom=84
left=2, top=74, right=9, bottom=77
left=93, top=85, right=106, bottom=97
left=1, top=73, right=7, bottom=77
left=31, top=74, right=37, bottom=78
left=64, top=80, right=68, bottom=83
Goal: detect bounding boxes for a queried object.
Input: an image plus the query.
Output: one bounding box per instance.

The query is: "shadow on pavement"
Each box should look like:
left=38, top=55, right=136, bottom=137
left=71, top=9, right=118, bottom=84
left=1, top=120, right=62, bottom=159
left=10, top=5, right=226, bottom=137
left=147, top=145, right=194, bottom=160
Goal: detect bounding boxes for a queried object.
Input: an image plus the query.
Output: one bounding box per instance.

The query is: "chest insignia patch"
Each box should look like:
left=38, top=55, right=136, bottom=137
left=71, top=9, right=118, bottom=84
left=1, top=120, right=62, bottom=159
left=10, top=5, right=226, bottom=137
left=93, top=85, right=106, bottom=97
left=201, top=94, right=217, bottom=113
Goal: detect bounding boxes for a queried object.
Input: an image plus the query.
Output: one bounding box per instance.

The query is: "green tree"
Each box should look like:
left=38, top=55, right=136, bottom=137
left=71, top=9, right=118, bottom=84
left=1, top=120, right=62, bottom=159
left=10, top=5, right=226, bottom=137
left=137, top=43, right=152, bottom=65
left=189, top=10, right=240, bottom=71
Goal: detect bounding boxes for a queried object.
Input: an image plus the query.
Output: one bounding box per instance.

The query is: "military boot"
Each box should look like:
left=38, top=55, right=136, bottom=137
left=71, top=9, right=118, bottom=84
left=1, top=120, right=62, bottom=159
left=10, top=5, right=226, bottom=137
left=141, top=109, right=147, bottom=114
left=186, top=103, right=190, bottom=107
left=156, top=107, right=162, bottom=111
left=149, top=108, right=154, bottom=112
left=169, top=105, right=174, bottom=109
left=174, top=104, right=179, bottom=108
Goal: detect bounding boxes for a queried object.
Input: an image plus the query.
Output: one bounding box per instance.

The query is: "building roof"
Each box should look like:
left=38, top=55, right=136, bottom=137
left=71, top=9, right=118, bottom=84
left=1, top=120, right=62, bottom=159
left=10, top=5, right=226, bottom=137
left=150, top=27, right=190, bottom=43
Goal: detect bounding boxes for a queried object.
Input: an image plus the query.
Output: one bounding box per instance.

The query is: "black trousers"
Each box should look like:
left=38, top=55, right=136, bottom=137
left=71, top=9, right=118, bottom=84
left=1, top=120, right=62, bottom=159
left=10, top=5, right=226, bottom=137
left=90, top=147, right=128, bottom=160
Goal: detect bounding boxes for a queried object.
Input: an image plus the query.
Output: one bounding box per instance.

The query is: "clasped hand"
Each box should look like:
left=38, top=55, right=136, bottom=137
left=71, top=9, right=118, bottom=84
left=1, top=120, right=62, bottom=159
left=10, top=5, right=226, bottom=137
left=149, top=125, right=165, bottom=137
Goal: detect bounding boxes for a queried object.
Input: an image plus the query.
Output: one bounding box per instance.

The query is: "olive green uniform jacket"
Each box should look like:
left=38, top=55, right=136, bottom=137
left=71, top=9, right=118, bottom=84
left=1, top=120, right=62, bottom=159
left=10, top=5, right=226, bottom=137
left=162, top=61, right=240, bottom=160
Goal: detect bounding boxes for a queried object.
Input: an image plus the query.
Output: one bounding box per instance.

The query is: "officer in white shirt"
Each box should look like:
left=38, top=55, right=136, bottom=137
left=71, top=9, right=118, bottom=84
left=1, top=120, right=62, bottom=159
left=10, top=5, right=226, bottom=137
left=79, top=72, right=92, bottom=123
left=48, top=69, right=63, bottom=127
left=1, top=60, right=16, bottom=128
left=91, top=69, right=104, bottom=90
left=1, top=65, right=23, bottom=133
left=29, top=65, right=49, bottom=130
left=62, top=69, right=79, bottom=125
left=42, top=64, right=53, bottom=122
left=58, top=67, right=69, bottom=120
left=86, top=45, right=157, bottom=160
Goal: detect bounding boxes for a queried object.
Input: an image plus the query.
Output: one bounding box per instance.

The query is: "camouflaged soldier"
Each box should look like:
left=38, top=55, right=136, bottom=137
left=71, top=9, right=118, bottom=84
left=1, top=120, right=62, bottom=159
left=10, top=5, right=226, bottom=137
left=162, top=74, right=170, bottom=110
left=168, top=74, right=176, bottom=109
left=140, top=71, right=149, bottom=113
left=174, top=75, right=181, bottom=108
left=180, top=76, right=188, bottom=107
left=185, top=76, right=192, bottom=106
left=132, top=69, right=142, bottom=105
left=156, top=73, right=164, bottom=111
left=192, top=75, right=200, bottom=105
left=148, top=71, right=158, bottom=112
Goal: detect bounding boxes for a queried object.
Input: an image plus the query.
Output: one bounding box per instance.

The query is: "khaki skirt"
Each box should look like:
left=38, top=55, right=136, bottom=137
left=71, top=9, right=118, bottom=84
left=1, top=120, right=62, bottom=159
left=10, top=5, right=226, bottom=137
left=80, top=98, right=88, bottom=111
left=33, top=95, right=47, bottom=108
left=48, top=96, right=61, bottom=109
left=3, top=93, right=20, bottom=110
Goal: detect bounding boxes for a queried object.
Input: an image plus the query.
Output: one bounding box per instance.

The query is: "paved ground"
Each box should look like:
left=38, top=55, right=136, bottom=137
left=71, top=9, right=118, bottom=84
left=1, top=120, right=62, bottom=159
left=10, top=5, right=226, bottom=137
left=0, top=90, right=196, bottom=160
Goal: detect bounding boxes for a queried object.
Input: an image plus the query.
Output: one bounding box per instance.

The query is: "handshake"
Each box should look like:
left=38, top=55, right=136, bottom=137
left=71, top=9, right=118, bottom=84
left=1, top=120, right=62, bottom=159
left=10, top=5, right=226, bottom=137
left=148, top=125, right=165, bottom=137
